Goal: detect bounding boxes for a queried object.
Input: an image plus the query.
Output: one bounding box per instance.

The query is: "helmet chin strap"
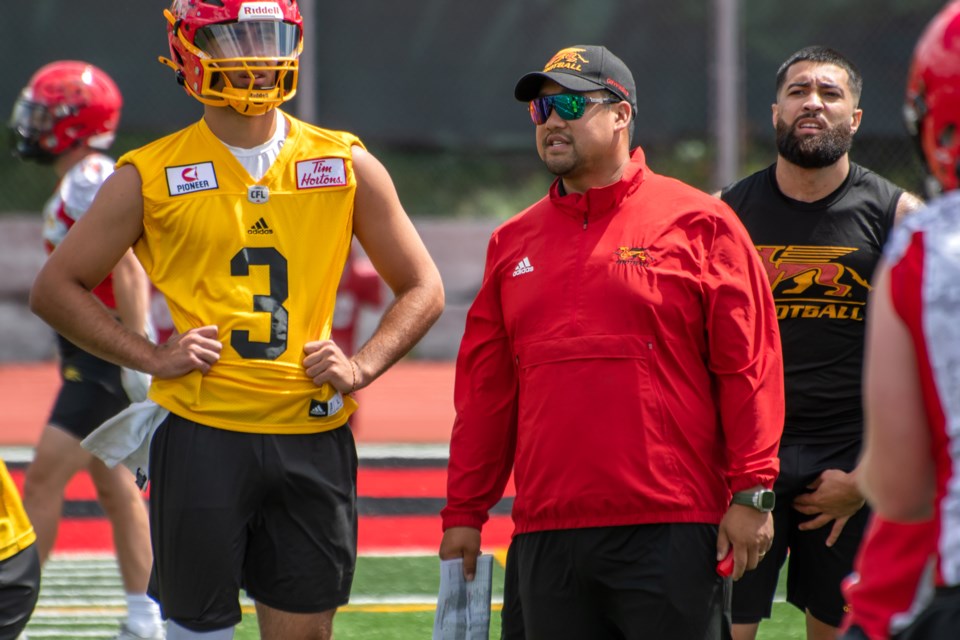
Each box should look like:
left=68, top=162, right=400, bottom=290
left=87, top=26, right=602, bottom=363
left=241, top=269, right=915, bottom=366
left=227, top=99, right=276, bottom=116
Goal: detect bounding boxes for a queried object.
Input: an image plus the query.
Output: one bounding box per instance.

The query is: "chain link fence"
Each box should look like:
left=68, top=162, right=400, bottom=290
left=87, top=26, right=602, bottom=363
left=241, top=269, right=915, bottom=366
left=0, top=0, right=944, bottom=217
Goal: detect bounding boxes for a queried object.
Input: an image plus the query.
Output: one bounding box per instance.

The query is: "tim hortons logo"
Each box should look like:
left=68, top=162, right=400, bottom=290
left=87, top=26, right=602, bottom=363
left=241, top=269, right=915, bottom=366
left=296, top=157, right=347, bottom=189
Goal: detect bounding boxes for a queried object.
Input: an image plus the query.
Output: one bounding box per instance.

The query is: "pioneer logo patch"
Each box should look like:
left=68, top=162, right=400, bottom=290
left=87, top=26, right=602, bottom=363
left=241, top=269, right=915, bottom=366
left=165, top=162, right=219, bottom=197
left=296, top=158, right=347, bottom=189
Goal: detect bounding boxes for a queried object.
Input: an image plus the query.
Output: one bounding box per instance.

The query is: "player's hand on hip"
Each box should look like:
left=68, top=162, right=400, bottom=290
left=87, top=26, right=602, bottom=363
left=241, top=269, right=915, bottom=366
left=151, top=325, right=222, bottom=378
left=794, top=469, right=865, bottom=543
left=302, top=339, right=358, bottom=393
left=439, top=526, right=482, bottom=581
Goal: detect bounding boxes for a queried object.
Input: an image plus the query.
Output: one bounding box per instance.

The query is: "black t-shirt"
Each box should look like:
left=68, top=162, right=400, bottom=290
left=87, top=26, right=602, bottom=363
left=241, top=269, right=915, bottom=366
left=721, top=163, right=902, bottom=445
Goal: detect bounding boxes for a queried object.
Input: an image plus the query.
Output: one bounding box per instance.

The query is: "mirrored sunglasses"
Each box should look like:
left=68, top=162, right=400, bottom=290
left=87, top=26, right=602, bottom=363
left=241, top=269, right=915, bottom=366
left=528, top=93, right=620, bottom=125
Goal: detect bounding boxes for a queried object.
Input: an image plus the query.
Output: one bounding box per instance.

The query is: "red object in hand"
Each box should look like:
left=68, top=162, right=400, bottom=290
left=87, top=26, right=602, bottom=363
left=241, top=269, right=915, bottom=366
left=717, top=548, right=734, bottom=577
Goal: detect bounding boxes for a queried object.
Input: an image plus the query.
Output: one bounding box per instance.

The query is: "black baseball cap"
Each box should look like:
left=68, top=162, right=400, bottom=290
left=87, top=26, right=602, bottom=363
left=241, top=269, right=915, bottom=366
left=514, top=45, right=637, bottom=117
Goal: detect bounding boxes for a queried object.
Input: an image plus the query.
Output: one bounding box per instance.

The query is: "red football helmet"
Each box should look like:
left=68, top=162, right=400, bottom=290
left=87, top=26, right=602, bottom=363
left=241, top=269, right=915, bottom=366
left=905, top=0, right=960, bottom=194
left=8, top=60, right=122, bottom=163
left=159, top=0, right=303, bottom=116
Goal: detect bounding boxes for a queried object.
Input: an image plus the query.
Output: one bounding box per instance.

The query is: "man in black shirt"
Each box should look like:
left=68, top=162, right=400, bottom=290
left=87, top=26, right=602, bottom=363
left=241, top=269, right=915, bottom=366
left=717, top=46, right=923, bottom=640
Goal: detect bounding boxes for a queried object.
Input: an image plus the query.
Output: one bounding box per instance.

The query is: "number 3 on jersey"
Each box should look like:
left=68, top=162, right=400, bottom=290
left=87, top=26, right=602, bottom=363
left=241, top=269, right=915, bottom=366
left=230, top=247, right=289, bottom=360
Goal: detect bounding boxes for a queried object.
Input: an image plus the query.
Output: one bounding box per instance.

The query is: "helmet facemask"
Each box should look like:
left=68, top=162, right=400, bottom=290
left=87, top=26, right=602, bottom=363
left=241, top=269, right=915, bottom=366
left=9, top=98, right=63, bottom=163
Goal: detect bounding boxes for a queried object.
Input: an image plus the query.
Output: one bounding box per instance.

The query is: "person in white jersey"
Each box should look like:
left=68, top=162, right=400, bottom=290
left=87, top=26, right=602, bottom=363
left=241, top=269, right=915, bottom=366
left=8, top=60, right=163, bottom=640
left=843, top=1, right=960, bottom=637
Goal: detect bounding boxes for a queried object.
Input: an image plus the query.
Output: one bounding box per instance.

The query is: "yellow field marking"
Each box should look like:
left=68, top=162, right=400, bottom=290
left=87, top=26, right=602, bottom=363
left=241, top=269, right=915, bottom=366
left=339, top=604, right=504, bottom=614
left=34, top=604, right=506, bottom=616
left=492, top=547, right=509, bottom=567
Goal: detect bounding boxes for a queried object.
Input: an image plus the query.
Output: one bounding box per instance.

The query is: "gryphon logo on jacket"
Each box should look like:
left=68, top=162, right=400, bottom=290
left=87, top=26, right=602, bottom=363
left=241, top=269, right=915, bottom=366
left=614, top=246, right=654, bottom=267
left=757, top=245, right=870, bottom=321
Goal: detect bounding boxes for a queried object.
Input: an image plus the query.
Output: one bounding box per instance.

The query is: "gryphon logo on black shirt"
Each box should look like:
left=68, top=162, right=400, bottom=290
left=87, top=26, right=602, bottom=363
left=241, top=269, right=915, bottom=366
left=757, top=245, right=869, bottom=320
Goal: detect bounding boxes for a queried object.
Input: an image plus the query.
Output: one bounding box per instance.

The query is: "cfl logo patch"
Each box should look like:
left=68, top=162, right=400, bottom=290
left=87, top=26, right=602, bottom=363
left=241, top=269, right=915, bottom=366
left=247, top=185, right=269, bottom=204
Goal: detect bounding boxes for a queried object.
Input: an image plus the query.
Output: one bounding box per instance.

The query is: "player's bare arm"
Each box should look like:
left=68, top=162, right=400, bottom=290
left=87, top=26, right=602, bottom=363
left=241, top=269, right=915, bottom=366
left=30, top=165, right=222, bottom=379
left=110, top=249, right=151, bottom=336
left=858, top=262, right=935, bottom=521
left=894, top=190, right=925, bottom=224
left=304, top=145, right=444, bottom=392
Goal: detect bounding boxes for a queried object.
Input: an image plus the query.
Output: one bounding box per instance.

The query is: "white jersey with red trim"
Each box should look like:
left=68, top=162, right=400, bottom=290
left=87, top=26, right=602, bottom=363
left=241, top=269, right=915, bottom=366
left=885, top=189, right=960, bottom=588
left=42, top=152, right=114, bottom=251
left=41, top=152, right=117, bottom=308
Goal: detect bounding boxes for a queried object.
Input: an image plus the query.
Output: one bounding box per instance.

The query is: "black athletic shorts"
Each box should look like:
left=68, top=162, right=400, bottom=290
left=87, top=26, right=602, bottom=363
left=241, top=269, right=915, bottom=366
left=501, top=523, right=731, bottom=640
left=894, top=586, right=960, bottom=640
left=0, top=544, right=41, bottom=640
left=147, top=414, right=358, bottom=631
left=49, top=334, right=129, bottom=439
left=731, top=440, right=871, bottom=627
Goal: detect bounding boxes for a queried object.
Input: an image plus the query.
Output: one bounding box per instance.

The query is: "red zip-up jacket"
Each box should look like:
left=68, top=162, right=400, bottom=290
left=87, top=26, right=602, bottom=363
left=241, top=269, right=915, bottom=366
left=442, top=148, right=784, bottom=535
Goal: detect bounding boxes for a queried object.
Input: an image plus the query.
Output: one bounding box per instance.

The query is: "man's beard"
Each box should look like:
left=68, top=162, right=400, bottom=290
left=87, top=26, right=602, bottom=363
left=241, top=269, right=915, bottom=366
left=775, top=117, right=854, bottom=169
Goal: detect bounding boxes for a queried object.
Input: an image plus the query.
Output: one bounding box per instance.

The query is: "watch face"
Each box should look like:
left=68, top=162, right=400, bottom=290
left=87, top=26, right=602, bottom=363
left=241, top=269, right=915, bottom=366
left=758, top=491, right=775, bottom=511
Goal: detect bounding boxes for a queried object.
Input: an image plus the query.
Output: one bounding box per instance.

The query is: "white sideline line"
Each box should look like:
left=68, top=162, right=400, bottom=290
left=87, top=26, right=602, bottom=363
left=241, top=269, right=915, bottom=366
left=3, top=443, right=451, bottom=464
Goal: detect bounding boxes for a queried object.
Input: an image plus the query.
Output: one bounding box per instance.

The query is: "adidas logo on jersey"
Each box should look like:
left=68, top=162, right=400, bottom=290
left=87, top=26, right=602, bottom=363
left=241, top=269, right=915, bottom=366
left=512, top=257, right=534, bottom=277
left=248, top=218, right=273, bottom=234
left=309, top=393, right=344, bottom=419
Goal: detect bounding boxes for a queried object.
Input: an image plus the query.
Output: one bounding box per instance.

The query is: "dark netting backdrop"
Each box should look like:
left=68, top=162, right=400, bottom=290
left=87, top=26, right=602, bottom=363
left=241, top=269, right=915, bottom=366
left=0, top=0, right=943, bottom=214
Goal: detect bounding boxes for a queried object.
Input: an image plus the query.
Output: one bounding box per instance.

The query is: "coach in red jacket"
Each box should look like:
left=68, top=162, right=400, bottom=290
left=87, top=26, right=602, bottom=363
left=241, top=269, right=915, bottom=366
left=439, top=45, right=785, bottom=639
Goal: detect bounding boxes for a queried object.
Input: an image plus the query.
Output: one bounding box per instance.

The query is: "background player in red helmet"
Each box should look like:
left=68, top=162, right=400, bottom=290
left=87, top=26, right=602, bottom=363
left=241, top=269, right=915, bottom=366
left=29, top=1, right=444, bottom=638
left=8, top=60, right=163, bottom=640
left=841, top=2, right=960, bottom=637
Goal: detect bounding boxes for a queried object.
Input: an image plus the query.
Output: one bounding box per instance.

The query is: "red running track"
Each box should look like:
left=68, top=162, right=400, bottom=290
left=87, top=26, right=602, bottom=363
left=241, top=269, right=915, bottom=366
left=1, top=360, right=518, bottom=553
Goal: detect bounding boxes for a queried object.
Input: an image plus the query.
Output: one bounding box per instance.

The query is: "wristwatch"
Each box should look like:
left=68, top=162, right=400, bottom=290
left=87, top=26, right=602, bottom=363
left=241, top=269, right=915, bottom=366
left=731, top=489, right=776, bottom=512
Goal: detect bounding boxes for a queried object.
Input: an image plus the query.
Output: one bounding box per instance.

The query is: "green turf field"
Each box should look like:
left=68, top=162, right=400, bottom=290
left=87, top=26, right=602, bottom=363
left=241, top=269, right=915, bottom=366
left=233, top=555, right=807, bottom=639
left=30, top=553, right=806, bottom=638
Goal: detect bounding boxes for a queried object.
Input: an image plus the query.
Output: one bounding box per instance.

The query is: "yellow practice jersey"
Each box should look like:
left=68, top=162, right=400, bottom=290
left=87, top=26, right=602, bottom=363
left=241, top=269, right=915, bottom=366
left=0, top=459, right=35, bottom=562
left=118, top=111, right=361, bottom=433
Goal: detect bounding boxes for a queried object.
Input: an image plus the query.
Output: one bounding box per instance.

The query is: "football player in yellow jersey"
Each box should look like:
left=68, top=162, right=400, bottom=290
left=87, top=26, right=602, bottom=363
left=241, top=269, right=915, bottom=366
left=0, top=458, right=40, bottom=639
left=29, top=1, right=444, bottom=639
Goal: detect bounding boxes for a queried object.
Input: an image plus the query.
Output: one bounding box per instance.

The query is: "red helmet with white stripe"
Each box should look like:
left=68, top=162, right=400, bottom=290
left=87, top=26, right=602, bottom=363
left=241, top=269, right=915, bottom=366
left=8, top=60, right=122, bottom=163
left=159, top=0, right=303, bottom=116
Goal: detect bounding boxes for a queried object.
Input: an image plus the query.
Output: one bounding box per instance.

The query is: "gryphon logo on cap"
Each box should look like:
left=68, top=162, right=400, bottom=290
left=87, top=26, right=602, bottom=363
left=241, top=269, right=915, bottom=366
left=238, top=2, right=283, bottom=21
left=544, top=47, right=589, bottom=73
left=165, top=162, right=219, bottom=197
